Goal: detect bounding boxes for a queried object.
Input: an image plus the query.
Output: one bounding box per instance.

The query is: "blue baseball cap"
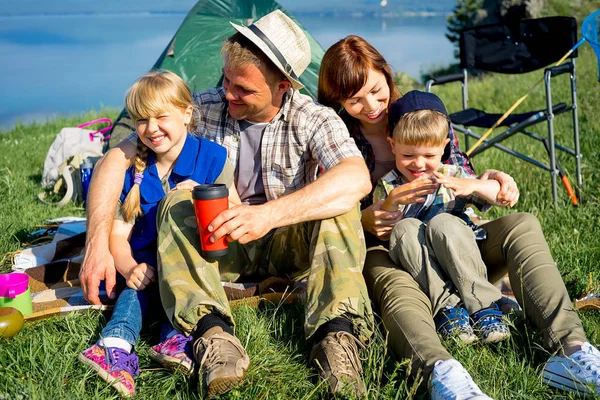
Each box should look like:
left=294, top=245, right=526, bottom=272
left=388, top=90, right=449, bottom=133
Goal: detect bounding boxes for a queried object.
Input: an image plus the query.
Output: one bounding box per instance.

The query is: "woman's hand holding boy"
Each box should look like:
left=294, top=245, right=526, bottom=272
left=479, top=169, right=519, bottom=207
left=361, top=200, right=403, bottom=240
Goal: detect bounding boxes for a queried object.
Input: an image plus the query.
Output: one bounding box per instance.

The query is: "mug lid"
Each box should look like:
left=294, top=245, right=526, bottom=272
left=192, top=184, right=229, bottom=200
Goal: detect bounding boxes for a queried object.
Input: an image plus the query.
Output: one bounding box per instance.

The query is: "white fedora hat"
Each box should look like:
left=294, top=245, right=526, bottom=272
left=229, top=10, right=311, bottom=90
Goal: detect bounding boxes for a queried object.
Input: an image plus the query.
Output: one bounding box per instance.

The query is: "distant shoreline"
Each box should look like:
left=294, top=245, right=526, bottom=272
left=0, top=10, right=451, bottom=19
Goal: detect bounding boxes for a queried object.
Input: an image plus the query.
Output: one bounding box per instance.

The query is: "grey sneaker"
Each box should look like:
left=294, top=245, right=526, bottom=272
left=309, top=331, right=366, bottom=397
left=193, top=327, right=250, bottom=397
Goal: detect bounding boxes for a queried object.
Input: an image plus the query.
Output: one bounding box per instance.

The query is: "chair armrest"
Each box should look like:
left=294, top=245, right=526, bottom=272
left=545, top=62, right=573, bottom=78
left=425, top=73, right=465, bottom=92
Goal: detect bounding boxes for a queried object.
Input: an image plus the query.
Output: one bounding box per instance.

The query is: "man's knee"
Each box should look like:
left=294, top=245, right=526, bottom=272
left=327, top=203, right=362, bottom=228
left=157, top=190, right=194, bottom=221
left=160, top=190, right=193, bottom=210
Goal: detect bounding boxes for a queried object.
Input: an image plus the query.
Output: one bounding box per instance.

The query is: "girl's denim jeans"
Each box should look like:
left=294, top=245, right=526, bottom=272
left=100, top=283, right=152, bottom=345
left=100, top=247, right=160, bottom=345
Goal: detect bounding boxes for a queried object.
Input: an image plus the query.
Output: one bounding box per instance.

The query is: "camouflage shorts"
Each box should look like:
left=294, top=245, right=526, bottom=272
left=156, top=190, right=374, bottom=342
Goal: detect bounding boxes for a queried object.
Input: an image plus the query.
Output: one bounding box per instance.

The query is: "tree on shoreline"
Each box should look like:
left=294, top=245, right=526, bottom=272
left=446, top=0, right=484, bottom=58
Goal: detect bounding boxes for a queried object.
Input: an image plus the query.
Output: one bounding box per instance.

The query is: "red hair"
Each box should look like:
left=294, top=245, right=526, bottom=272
left=318, top=35, right=401, bottom=111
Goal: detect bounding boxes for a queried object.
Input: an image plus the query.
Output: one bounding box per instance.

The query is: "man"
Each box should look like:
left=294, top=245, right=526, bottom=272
left=80, top=10, right=374, bottom=397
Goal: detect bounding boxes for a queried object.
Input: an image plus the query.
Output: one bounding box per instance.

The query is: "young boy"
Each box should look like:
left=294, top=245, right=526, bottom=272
left=373, top=90, right=510, bottom=344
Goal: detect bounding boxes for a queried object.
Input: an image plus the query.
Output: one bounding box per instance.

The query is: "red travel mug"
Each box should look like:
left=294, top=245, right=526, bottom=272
left=192, top=184, right=229, bottom=258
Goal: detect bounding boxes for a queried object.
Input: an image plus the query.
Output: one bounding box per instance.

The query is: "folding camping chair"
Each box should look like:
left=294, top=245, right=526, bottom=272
left=426, top=16, right=581, bottom=204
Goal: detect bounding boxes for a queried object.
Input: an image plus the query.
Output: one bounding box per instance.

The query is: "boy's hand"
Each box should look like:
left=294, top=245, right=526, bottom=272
left=169, top=179, right=199, bottom=192
left=124, top=263, right=156, bottom=291
left=382, top=176, right=438, bottom=211
left=433, top=171, right=476, bottom=196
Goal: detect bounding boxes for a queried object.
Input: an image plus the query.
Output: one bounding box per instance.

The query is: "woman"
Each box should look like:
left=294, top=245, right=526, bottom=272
left=318, top=35, right=600, bottom=399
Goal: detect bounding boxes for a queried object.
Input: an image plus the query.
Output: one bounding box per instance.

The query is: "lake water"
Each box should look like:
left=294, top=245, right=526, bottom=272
left=0, top=12, right=454, bottom=130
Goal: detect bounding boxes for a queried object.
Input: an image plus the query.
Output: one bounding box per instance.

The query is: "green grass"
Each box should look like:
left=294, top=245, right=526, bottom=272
left=1, top=45, right=600, bottom=400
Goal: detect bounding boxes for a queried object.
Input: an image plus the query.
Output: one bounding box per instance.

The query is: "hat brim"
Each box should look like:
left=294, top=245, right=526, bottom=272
left=229, top=21, right=305, bottom=90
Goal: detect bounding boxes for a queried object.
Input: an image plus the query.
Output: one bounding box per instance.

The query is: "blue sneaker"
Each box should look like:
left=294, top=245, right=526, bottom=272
left=471, top=303, right=510, bottom=344
left=434, top=306, right=477, bottom=344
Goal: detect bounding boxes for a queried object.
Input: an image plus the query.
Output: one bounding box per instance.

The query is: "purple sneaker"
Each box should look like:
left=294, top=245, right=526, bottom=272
left=78, top=344, right=139, bottom=397
left=149, top=333, right=194, bottom=375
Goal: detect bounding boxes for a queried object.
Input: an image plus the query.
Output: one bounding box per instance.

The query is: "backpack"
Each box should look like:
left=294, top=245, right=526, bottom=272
left=38, top=118, right=112, bottom=207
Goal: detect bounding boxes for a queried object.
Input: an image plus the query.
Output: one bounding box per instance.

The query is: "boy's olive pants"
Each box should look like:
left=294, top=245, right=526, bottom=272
left=388, top=214, right=504, bottom=316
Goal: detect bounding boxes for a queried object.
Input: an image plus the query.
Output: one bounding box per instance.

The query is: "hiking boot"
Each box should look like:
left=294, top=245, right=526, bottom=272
left=149, top=333, right=194, bottom=375
left=542, top=342, right=600, bottom=397
left=193, top=326, right=250, bottom=397
left=429, top=359, right=493, bottom=400
left=434, top=305, right=478, bottom=344
left=309, top=331, right=366, bottom=397
left=78, top=343, right=139, bottom=397
left=471, top=303, right=510, bottom=344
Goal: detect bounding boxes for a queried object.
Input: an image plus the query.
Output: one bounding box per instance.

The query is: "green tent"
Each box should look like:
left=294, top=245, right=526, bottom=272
left=109, top=0, right=325, bottom=146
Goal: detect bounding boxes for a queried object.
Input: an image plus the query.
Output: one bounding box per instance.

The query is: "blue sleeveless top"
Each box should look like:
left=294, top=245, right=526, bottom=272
left=120, top=134, right=227, bottom=263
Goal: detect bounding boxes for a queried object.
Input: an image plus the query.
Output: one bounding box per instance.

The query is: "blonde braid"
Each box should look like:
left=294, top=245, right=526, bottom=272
left=121, top=138, right=149, bottom=222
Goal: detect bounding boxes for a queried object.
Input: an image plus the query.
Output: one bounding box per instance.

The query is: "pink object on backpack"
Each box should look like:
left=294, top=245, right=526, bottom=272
left=78, top=118, right=113, bottom=142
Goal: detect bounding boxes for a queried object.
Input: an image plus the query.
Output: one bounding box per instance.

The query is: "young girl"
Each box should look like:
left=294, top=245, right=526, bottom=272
left=78, top=70, right=239, bottom=397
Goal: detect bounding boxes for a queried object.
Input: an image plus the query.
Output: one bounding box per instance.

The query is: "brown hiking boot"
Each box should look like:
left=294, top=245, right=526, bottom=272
left=309, top=331, right=366, bottom=397
left=193, top=327, right=250, bottom=397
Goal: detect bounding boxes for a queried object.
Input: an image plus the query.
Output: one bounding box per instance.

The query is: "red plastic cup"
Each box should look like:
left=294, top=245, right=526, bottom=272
left=192, top=184, right=229, bottom=258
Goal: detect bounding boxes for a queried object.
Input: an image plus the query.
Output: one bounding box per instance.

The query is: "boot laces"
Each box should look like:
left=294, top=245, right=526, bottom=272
left=325, top=332, right=365, bottom=377
left=196, top=334, right=243, bottom=375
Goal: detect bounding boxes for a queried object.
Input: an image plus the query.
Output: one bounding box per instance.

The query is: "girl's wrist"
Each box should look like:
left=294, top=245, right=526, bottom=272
left=115, top=261, right=136, bottom=278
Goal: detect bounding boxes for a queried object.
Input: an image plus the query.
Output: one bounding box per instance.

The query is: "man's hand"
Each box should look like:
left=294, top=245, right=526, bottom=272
left=480, top=169, right=519, bottom=207
left=433, top=171, right=477, bottom=197
left=80, top=246, right=117, bottom=305
left=361, top=200, right=403, bottom=240
left=81, top=143, right=134, bottom=305
left=382, top=176, right=438, bottom=211
left=124, top=263, right=156, bottom=291
left=208, top=204, right=273, bottom=245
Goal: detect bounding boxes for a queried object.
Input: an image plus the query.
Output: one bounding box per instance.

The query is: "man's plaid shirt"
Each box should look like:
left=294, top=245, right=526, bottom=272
left=191, top=87, right=362, bottom=201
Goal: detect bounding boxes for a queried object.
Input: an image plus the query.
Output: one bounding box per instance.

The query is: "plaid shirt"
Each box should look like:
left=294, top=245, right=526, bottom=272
left=191, top=87, right=362, bottom=201
left=344, top=112, right=476, bottom=208
left=373, top=165, right=489, bottom=239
